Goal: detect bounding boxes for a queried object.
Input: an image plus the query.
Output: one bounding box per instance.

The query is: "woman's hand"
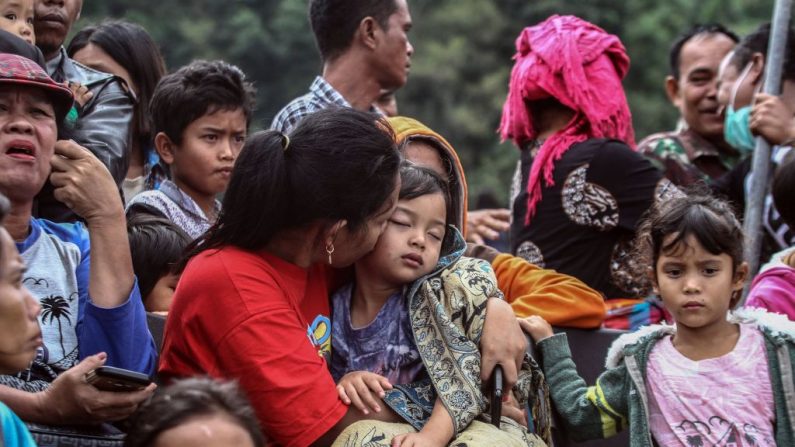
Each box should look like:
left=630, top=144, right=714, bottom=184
left=36, top=353, right=156, bottom=424
left=466, top=209, right=511, bottom=244
left=337, top=371, right=393, bottom=415
left=481, top=298, right=527, bottom=392
left=519, top=315, right=555, bottom=343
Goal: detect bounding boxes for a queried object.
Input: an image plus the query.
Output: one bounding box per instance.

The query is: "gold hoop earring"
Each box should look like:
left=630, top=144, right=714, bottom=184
left=326, top=243, right=335, bottom=265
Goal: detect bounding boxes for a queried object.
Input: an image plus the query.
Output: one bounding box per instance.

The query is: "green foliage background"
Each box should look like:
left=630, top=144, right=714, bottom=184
left=79, top=0, right=775, bottom=205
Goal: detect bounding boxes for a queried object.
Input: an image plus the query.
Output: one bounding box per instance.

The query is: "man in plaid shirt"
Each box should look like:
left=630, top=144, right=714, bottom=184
left=271, top=0, right=413, bottom=133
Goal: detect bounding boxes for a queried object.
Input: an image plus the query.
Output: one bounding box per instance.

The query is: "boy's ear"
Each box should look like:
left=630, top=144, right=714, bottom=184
left=154, top=132, right=176, bottom=165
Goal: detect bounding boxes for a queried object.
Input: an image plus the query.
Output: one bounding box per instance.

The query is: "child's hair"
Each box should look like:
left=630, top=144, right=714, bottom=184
left=67, top=20, right=167, bottom=148
left=123, top=377, right=265, bottom=447
left=180, top=107, right=401, bottom=267
left=398, top=161, right=451, bottom=225
left=637, top=193, right=745, bottom=276
left=773, top=150, right=795, bottom=229
left=149, top=59, right=256, bottom=145
left=728, top=22, right=795, bottom=82
left=127, top=213, right=191, bottom=301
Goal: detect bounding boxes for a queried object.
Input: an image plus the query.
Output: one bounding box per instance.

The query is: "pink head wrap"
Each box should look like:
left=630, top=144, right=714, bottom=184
left=499, top=15, right=635, bottom=223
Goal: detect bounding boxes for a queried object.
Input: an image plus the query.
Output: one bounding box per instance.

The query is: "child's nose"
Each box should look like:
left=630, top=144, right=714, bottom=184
left=410, top=232, right=426, bottom=249
left=682, top=275, right=701, bottom=293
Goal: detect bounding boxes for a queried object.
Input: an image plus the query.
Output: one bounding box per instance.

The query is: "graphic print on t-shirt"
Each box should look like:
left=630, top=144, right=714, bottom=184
left=673, top=416, right=771, bottom=446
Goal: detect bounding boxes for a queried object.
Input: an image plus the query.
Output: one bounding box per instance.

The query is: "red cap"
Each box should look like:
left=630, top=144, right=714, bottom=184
left=0, top=53, right=74, bottom=123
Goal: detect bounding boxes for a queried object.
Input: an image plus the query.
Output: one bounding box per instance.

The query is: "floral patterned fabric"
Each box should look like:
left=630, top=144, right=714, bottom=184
left=366, top=227, right=552, bottom=446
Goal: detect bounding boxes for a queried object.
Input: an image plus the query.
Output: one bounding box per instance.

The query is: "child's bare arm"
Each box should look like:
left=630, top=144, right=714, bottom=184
left=336, top=371, right=393, bottom=415
left=392, top=398, right=453, bottom=447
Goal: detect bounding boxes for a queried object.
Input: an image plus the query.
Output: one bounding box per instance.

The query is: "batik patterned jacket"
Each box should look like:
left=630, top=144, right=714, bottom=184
left=382, top=227, right=552, bottom=445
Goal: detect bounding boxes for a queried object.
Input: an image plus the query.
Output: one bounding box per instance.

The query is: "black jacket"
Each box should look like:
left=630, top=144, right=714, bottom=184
left=35, top=47, right=133, bottom=222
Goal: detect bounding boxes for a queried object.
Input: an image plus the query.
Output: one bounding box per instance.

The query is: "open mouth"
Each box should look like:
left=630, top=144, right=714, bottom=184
left=6, top=142, right=35, bottom=159
left=8, top=147, right=34, bottom=156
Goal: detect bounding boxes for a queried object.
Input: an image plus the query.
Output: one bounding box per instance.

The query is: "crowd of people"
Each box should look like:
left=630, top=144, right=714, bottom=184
left=0, top=0, right=794, bottom=446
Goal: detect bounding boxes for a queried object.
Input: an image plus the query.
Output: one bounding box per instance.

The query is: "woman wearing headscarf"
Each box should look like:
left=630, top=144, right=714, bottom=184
left=500, top=15, right=681, bottom=328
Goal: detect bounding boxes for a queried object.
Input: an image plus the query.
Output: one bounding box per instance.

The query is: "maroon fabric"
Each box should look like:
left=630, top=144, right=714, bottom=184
left=499, top=15, right=635, bottom=222
left=0, top=52, right=73, bottom=119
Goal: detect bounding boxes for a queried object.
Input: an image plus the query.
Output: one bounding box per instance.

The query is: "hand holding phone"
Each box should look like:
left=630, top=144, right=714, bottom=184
left=85, top=366, right=152, bottom=392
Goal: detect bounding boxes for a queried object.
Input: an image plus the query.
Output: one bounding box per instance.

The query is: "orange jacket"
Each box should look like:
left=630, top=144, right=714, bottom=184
left=388, top=116, right=606, bottom=328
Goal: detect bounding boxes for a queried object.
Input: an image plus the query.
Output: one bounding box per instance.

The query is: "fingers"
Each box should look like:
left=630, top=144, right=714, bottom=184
left=364, top=374, right=390, bottom=398
left=480, top=348, right=498, bottom=382
left=53, top=140, right=91, bottom=161
left=353, top=378, right=382, bottom=413
left=502, top=360, right=519, bottom=392
left=392, top=434, right=407, bottom=447
left=518, top=318, right=533, bottom=334
left=468, top=232, right=485, bottom=245
left=337, top=384, right=351, bottom=405
left=343, top=382, right=368, bottom=414
left=71, top=352, right=107, bottom=376
left=475, top=224, right=500, bottom=241
left=502, top=402, right=528, bottom=428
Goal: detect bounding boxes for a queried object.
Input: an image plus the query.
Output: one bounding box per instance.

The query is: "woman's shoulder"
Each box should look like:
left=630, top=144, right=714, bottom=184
left=181, top=247, right=286, bottom=291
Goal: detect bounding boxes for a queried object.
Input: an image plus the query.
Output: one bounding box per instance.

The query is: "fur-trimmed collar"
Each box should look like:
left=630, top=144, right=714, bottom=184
left=605, top=307, right=795, bottom=369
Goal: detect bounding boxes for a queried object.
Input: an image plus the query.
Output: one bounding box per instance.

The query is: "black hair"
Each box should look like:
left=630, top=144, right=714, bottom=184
left=67, top=20, right=167, bottom=150
left=398, top=161, right=451, bottom=224
left=149, top=60, right=256, bottom=146
left=123, top=377, right=264, bottom=447
left=637, top=193, right=744, bottom=278
left=309, top=0, right=399, bottom=61
left=729, top=22, right=795, bottom=82
left=669, top=23, right=739, bottom=80
left=180, top=107, right=400, bottom=268
left=126, top=212, right=191, bottom=304
left=773, top=151, right=795, bottom=228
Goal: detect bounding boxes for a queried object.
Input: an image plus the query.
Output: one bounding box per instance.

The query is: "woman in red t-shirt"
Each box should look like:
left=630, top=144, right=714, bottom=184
left=159, top=109, right=529, bottom=447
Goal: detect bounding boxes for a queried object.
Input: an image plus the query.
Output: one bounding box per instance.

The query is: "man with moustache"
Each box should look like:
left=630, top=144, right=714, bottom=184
left=639, top=24, right=740, bottom=186
left=34, top=0, right=133, bottom=220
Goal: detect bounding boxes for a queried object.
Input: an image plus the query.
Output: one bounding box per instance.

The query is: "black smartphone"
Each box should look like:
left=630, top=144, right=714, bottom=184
left=490, top=364, right=503, bottom=428
left=85, top=366, right=152, bottom=392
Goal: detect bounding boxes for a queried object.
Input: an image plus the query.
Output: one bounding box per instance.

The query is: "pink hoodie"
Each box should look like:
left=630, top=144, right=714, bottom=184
left=746, top=266, right=795, bottom=320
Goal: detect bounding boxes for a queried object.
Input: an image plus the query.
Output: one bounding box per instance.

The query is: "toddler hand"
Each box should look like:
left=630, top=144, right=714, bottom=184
left=519, top=315, right=554, bottom=343
left=337, top=371, right=392, bottom=415
left=65, top=81, right=93, bottom=108
left=392, top=431, right=446, bottom=447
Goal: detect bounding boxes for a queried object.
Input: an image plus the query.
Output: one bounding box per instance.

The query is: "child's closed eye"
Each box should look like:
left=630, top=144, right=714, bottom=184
left=389, top=219, right=410, bottom=227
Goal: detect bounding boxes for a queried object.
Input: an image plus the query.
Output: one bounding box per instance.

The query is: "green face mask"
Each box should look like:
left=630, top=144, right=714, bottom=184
left=723, top=63, right=756, bottom=154
left=724, top=104, right=755, bottom=153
